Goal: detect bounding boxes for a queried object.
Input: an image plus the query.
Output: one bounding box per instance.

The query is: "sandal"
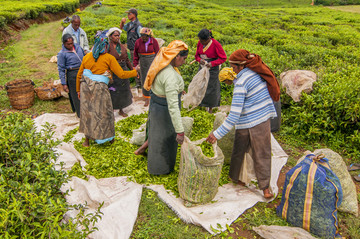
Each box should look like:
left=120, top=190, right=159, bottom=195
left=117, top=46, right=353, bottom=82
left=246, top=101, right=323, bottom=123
left=347, top=163, right=360, bottom=171
left=354, top=174, right=360, bottom=182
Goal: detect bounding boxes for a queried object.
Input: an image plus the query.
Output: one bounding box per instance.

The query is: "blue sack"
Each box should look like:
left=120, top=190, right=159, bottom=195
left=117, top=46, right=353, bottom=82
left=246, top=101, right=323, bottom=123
left=276, top=154, right=343, bottom=239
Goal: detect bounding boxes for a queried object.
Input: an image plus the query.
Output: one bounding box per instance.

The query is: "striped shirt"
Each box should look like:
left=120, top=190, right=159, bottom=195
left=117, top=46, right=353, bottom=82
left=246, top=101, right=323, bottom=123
left=213, top=68, right=277, bottom=140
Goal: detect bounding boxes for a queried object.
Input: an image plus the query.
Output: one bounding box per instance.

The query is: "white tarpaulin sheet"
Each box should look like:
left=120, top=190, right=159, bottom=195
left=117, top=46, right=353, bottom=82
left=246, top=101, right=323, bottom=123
left=33, top=102, right=288, bottom=238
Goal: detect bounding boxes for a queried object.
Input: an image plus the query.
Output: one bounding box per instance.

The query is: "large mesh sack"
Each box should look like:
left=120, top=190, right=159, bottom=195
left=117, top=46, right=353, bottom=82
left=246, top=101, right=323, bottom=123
left=129, top=117, right=194, bottom=146
left=183, top=66, right=210, bottom=110
left=178, top=137, right=224, bottom=205
left=213, top=112, right=235, bottom=164
left=276, top=154, right=343, bottom=239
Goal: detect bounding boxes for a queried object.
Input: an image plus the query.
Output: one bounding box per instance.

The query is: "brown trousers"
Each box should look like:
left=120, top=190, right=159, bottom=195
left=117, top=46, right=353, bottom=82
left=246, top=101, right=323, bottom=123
left=230, top=119, right=271, bottom=190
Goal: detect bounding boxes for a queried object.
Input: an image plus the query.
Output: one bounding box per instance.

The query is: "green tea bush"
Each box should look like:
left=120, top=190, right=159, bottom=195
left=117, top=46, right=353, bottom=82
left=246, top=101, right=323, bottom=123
left=0, top=112, right=100, bottom=238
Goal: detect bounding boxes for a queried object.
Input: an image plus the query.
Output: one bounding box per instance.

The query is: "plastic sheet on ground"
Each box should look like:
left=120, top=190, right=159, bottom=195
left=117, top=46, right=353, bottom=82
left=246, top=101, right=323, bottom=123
left=253, top=225, right=317, bottom=239
left=61, top=176, right=143, bottom=239
left=34, top=107, right=288, bottom=237
left=147, top=134, right=288, bottom=234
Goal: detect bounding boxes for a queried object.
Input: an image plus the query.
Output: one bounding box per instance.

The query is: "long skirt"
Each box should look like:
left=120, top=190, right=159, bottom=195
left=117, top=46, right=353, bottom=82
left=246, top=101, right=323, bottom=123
left=147, top=92, right=181, bottom=175
left=66, top=69, right=80, bottom=118
left=108, top=62, right=132, bottom=109
left=139, top=54, right=156, bottom=97
left=230, top=119, right=272, bottom=190
left=79, top=75, right=115, bottom=143
left=199, top=60, right=221, bottom=108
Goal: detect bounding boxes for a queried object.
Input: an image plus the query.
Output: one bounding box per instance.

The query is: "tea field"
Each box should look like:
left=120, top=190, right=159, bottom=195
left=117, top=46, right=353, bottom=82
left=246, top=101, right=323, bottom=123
left=76, top=0, right=360, bottom=162
left=1, top=0, right=360, bottom=238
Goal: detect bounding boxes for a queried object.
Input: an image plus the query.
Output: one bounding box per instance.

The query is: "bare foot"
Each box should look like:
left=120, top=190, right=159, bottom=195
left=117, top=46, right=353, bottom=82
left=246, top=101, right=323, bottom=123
left=208, top=107, right=213, bottom=114
left=119, top=109, right=128, bottom=117
left=110, top=138, right=115, bottom=144
left=82, top=138, right=90, bottom=147
left=263, top=188, right=274, bottom=199
left=134, top=140, right=148, bottom=155
left=144, top=98, right=150, bottom=107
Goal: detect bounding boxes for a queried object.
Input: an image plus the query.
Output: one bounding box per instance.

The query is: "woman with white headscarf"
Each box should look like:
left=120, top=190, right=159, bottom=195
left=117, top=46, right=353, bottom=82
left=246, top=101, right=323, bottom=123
left=106, top=27, right=134, bottom=117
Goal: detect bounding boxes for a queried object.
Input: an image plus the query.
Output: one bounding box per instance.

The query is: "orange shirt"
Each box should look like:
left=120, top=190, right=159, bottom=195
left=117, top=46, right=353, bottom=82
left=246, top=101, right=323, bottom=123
left=76, top=52, right=137, bottom=92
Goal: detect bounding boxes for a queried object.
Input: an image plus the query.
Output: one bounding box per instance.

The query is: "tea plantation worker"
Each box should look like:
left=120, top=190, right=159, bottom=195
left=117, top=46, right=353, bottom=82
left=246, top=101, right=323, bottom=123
left=206, top=49, right=280, bottom=199
left=76, top=36, right=138, bottom=147
left=57, top=33, right=84, bottom=118
left=133, top=27, right=159, bottom=107
left=120, top=8, right=142, bottom=88
left=195, top=29, right=227, bottom=113
left=143, top=40, right=188, bottom=175
left=62, top=15, right=90, bottom=54
left=106, top=27, right=134, bottom=117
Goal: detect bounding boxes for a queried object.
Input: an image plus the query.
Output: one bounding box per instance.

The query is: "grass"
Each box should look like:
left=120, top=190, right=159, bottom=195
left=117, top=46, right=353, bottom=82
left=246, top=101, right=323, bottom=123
left=206, top=0, right=312, bottom=8
left=327, top=5, right=360, bottom=13
left=0, top=20, right=72, bottom=114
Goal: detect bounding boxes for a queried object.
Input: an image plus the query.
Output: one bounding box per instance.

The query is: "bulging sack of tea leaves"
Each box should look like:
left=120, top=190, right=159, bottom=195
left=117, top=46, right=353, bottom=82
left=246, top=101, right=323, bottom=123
left=183, top=66, right=210, bottom=110
left=213, top=112, right=235, bottom=164
left=178, top=136, right=224, bottom=205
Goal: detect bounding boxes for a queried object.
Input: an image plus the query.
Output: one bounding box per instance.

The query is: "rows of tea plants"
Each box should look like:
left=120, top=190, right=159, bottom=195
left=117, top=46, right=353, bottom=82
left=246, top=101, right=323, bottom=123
left=0, top=0, right=92, bottom=28
left=76, top=0, right=360, bottom=161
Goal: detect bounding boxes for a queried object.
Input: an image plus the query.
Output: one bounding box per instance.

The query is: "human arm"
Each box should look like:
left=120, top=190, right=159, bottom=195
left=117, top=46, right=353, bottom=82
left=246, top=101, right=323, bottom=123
left=57, top=51, right=67, bottom=86
left=212, top=84, right=245, bottom=140
left=76, top=61, right=85, bottom=92
left=194, top=41, right=202, bottom=62
left=132, top=40, right=140, bottom=67
left=208, top=40, right=227, bottom=67
left=120, top=18, right=127, bottom=30
left=153, top=38, right=159, bottom=54
left=108, top=54, right=138, bottom=79
left=163, top=71, right=184, bottom=133
left=82, top=30, right=90, bottom=53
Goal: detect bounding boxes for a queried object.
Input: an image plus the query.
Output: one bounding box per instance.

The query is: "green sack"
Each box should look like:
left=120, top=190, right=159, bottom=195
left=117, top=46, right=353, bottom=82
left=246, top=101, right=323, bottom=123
left=178, top=137, right=224, bottom=205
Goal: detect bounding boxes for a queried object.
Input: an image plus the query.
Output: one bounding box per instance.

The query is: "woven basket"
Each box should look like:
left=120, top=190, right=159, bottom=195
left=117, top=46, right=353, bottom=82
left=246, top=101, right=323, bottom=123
left=35, top=82, right=62, bottom=100
left=5, top=79, right=35, bottom=110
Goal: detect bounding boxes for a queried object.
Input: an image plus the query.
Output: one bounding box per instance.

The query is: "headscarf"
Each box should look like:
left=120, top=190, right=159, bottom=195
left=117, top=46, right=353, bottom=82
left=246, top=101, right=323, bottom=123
left=92, top=37, right=109, bottom=62
left=229, top=49, right=280, bottom=101
left=140, top=27, right=154, bottom=37
left=219, top=67, right=236, bottom=82
left=144, top=40, right=188, bottom=91
left=106, top=27, right=122, bottom=56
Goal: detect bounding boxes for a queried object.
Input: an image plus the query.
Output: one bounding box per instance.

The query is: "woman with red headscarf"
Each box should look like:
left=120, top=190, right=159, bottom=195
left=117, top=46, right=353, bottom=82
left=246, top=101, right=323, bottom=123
left=207, top=49, right=279, bottom=199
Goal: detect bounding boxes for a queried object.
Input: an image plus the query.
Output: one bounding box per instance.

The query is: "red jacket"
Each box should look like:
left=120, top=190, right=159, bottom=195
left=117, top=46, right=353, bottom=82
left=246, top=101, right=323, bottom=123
left=133, top=37, right=160, bottom=67
left=195, top=39, right=227, bottom=67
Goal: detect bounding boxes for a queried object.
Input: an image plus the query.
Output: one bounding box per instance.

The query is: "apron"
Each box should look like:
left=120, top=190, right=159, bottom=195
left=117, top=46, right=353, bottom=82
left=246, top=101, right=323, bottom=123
left=139, top=54, right=156, bottom=97
left=147, top=92, right=182, bottom=175
left=79, top=70, right=115, bottom=144
left=199, top=56, right=221, bottom=107
left=108, top=61, right=132, bottom=109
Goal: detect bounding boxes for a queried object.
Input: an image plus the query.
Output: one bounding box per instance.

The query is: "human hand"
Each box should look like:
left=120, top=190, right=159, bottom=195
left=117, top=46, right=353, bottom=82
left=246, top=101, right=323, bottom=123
left=182, top=90, right=186, bottom=95
left=206, top=132, right=217, bottom=144
left=121, top=17, right=127, bottom=23
left=62, top=85, right=69, bottom=93
left=77, top=92, right=80, bottom=99
left=176, top=132, right=185, bottom=145
left=200, top=59, right=206, bottom=65
left=205, top=62, right=212, bottom=68
left=135, top=65, right=140, bottom=72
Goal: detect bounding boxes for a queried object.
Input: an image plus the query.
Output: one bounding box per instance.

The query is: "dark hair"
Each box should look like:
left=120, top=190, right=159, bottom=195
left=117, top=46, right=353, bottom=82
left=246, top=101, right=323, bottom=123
left=197, top=29, right=213, bottom=40
left=71, top=15, right=81, bottom=22
left=178, top=49, right=189, bottom=57
left=62, top=33, right=73, bottom=44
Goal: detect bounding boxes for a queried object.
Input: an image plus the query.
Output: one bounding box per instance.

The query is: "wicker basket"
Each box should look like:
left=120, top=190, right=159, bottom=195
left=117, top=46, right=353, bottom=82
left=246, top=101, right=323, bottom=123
left=35, top=82, right=62, bottom=100
left=5, top=79, right=35, bottom=110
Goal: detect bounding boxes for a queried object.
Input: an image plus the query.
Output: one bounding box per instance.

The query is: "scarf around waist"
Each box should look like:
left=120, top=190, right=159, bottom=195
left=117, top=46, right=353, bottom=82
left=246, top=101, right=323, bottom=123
left=83, top=69, right=110, bottom=85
